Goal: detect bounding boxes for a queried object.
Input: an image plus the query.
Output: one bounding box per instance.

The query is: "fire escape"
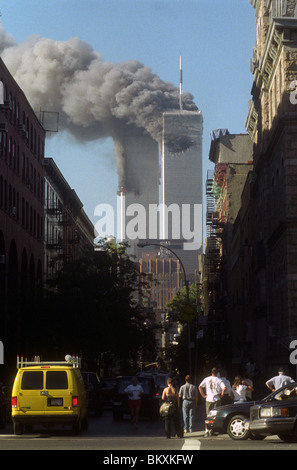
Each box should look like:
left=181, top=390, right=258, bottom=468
left=204, top=170, right=225, bottom=320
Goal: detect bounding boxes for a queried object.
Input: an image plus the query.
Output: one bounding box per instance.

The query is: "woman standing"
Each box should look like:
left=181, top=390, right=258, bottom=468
left=161, top=378, right=183, bottom=439
left=232, top=376, right=253, bottom=403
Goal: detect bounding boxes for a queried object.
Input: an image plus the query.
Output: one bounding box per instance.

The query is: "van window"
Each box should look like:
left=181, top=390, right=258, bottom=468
left=46, top=371, right=68, bottom=390
left=21, top=371, right=43, bottom=390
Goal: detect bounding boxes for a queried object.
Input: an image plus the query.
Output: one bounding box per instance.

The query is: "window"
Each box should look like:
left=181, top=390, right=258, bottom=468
left=22, top=153, right=25, bottom=180
left=0, top=175, right=3, bottom=208
left=46, top=371, right=68, bottom=390
left=21, top=198, right=25, bottom=226
left=21, top=371, right=43, bottom=390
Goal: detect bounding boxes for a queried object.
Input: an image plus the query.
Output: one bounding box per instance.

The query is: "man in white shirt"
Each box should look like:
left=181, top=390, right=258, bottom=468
left=219, top=370, right=234, bottom=404
left=265, top=368, right=294, bottom=392
left=199, top=368, right=226, bottom=437
left=124, top=377, right=144, bottom=428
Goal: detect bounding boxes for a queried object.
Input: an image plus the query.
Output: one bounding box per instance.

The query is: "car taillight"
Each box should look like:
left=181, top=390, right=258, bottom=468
left=72, top=396, right=78, bottom=407
left=12, top=396, right=17, bottom=408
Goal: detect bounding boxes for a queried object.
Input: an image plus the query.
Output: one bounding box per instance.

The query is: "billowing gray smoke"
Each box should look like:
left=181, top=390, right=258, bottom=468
left=0, top=26, right=198, bottom=189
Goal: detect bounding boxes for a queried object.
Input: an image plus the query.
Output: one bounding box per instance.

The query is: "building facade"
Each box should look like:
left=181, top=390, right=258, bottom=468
left=116, top=124, right=159, bottom=244
left=0, top=57, right=46, bottom=363
left=203, top=131, right=253, bottom=369
left=139, top=253, right=183, bottom=353
left=161, top=110, right=203, bottom=277
left=0, top=56, right=95, bottom=372
left=0, top=57, right=45, bottom=304
left=244, top=0, right=297, bottom=376
left=43, top=157, right=94, bottom=281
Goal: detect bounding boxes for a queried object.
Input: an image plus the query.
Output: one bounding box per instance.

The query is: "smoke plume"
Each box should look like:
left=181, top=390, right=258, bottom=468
left=0, top=26, right=198, bottom=189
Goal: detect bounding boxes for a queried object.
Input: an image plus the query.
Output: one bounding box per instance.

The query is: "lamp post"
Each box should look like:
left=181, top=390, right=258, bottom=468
left=137, top=241, right=192, bottom=375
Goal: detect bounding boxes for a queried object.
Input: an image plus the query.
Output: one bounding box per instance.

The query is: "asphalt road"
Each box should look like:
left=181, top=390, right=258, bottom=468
left=0, top=407, right=296, bottom=452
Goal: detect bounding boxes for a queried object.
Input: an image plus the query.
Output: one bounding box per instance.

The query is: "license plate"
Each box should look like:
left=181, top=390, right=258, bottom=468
left=48, top=398, right=63, bottom=406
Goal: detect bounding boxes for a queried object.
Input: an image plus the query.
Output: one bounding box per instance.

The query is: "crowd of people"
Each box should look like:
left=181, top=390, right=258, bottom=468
left=123, top=366, right=296, bottom=438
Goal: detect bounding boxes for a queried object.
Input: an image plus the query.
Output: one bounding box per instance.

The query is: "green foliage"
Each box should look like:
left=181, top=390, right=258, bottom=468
left=10, top=241, right=156, bottom=371
left=163, top=282, right=202, bottom=377
left=166, top=282, right=201, bottom=325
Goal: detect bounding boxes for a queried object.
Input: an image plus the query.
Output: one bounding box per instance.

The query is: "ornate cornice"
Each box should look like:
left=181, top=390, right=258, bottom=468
left=259, top=20, right=283, bottom=91
left=245, top=17, right=290, bottom=138
left=250, top=0, right=260, bottom=10
left=245, top=100, right=258, bottom=139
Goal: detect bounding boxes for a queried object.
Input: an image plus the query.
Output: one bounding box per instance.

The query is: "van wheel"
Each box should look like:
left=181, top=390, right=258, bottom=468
left=82, top=415, right=88, bottom=431
left=72, top=420, right=81, bottom=435
left=14, top=422, right=24, bottom=435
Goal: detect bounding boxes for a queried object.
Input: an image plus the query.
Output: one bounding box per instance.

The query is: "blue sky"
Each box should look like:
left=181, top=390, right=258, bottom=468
left=0, top=0, right=256, bottom=237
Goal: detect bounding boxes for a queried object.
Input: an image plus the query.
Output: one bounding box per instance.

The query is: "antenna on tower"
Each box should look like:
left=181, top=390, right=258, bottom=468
left=179, top=54, right=183, bottom=111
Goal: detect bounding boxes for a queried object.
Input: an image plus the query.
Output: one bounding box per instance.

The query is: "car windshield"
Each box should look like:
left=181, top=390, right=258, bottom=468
left=118, top=378, right=151, bottom=394
left=273, top=384, right=297, bottom=401
left=154, top=376, right=168, bottom=387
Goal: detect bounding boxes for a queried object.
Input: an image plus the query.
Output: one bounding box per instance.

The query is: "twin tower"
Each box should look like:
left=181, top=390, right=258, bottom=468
left=117, top=109, right=203, bottom=277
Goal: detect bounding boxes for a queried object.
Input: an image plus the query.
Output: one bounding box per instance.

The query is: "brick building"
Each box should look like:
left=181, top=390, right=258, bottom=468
left=0, top=56, right=46, bottom=363
left=43, top=157, right=94, bottom=281
left=203, top=131, right=253, bottom=365
left=138, top=249, right=183, bottom=355
left=0, top=56, right=45, bottom=304
left=0, top=57, right=95, bottom=369
left=244, top=0, right=297, bottom=376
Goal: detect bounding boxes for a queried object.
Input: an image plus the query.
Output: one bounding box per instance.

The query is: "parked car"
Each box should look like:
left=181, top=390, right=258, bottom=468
left=101, top=377, right=116, bottom=407
left=246, top=382, right=297, bottom=442
left=137, top=371, right=170, bottom=403
left=82, top=371, right=103, bottom=416
left=205, top=382, right=297, bottom=441
left=205, top=400, right=259, bottom=440
left=113, top=376, right=159, bottom=421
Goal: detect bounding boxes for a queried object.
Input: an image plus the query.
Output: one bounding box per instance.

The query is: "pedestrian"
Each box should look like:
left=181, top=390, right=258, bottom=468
left=198, top=367, right=226, bottom=437
left=124, top=377, right=143, bottom=429
left=219, top=370, right=234, bottom=405
left=232, top=376, right=253, bottom=403
left=241, top=373, right=253, bottom=400
left=245, top=357, right=256, bottom=379
left=161, top=378, right=183, bottom=439
left=265, top=368, right=295, bottom=392
left=178, top=374, right=198, bottom=433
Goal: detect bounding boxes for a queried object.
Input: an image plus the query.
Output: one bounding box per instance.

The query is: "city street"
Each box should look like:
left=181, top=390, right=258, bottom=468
left=0, top=407, right=296, bottom=452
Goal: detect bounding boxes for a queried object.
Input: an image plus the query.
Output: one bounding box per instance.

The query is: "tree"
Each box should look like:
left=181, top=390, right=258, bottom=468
left=166, top=283, right=199, bottom=325
left=164, top=282, right=201, bottom=376
left=18, top=241, right=153, bottom=373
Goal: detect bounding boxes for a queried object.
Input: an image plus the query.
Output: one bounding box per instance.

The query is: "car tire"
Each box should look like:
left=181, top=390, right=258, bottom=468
left=113, top=409, right=123, bottom=421
left=277, top=433, right=296, bottom=442
left=227, top=414, right=250, bottom=440
left=278, top=422, right=297, bottom=442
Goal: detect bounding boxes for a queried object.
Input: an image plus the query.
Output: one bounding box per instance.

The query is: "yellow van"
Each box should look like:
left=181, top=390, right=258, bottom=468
left=11, top=355, right=88, bottom=435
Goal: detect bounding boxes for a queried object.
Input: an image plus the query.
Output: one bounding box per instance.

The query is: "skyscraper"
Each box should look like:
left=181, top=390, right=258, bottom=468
left=161, top=109, right=203, bottom=276
left=117, top=124, right=159, bottom=244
